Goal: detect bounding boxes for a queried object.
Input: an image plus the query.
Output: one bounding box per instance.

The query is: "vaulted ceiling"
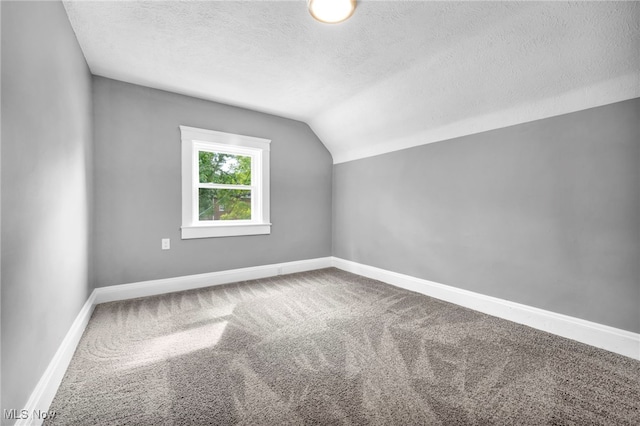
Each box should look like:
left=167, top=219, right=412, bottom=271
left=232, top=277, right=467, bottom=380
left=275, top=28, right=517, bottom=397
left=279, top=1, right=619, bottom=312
left=63, top=1, right=640, bottom=163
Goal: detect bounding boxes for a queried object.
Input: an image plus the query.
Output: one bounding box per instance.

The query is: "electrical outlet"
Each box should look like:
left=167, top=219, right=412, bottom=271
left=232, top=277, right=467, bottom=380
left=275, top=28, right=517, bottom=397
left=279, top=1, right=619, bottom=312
left=161, top=238, right=170, bottom=250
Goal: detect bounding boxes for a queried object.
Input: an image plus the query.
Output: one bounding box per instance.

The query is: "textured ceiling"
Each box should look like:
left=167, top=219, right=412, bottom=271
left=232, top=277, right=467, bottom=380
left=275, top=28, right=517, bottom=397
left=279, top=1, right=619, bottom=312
left=63, top=1, right=640, bottom=163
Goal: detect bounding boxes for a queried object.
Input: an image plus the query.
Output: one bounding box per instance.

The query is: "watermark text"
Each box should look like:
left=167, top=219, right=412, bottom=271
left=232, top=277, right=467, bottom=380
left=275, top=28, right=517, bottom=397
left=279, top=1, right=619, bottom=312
left=3, top=409, right=57, bottom=420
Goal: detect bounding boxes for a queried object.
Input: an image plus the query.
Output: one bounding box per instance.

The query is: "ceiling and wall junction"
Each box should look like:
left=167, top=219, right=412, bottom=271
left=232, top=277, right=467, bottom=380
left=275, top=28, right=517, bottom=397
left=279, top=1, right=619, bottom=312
left=62, top=1, right=640, bottom=163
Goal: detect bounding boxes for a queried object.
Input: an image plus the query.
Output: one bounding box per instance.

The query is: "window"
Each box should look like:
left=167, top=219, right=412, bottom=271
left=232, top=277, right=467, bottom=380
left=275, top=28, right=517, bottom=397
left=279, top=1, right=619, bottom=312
left=180, top=126, right=271, bottom=239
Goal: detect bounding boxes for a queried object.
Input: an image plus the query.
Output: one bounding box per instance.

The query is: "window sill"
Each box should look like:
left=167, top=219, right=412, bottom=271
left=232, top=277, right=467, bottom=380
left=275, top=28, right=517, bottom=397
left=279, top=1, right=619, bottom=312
left=181, top=223, right=271, bottom=239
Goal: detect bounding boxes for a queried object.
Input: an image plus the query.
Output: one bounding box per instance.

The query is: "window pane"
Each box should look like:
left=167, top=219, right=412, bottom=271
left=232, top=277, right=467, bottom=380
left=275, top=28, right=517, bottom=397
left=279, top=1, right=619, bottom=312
left=199, top=188, right=251, bottom=221
left=199, top=152, right=251, bottom=185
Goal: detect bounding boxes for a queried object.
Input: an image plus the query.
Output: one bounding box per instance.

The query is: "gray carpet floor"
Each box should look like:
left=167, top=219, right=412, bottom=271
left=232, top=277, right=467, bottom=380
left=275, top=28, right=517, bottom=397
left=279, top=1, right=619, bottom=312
left=45, top=268, right=639, bottom=425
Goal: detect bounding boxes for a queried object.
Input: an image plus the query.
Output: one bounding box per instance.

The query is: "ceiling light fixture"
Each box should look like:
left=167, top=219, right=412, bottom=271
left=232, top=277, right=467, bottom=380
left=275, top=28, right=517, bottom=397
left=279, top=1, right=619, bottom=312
left=308, top=0, right=356, bottom=24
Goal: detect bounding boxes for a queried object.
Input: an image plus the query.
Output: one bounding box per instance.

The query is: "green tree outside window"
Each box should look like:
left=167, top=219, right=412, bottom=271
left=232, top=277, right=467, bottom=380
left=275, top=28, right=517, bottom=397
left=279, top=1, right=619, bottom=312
left=198, top=152, right=252, bottom=220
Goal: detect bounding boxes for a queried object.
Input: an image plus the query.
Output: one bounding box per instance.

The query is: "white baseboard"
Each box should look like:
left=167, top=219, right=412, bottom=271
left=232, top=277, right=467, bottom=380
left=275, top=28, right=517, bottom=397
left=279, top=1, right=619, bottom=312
left=93, top=257, right=333, bottom=304
left=17, top=256, right=332, bottom=426
left=331, top=257, right=640, bottom=360
left=16, top=292, right=97, bottom=426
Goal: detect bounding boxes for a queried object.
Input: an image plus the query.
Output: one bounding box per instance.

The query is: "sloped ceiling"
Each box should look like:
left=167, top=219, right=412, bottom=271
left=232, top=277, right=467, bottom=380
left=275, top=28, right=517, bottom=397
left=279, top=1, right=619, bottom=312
left=63, top=0, right=640, bottom=163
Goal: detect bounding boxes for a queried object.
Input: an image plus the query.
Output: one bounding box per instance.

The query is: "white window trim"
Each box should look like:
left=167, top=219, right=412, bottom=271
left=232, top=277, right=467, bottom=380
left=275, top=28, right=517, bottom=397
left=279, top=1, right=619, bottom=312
left=180, top=125, right=271, bottom=239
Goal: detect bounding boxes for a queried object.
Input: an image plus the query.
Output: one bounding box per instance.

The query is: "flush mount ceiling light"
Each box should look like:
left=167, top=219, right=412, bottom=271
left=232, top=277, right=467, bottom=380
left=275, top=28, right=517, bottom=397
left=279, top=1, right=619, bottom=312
left=308, top=0, right=357, bottom=24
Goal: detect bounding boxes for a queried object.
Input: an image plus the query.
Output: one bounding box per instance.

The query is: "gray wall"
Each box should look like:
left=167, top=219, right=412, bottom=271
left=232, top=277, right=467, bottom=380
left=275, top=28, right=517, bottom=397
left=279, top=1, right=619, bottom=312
left=1, top=0, right=93, bottom=415
left=92, top=77, right=332, bottom=288
left=333, top=98, right=640, bottom=333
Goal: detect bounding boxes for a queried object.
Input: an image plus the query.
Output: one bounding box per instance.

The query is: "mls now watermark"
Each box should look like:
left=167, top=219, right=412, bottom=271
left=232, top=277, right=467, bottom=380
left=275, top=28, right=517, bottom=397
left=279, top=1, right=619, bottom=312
left=4, top=409, right=57, bottom=420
